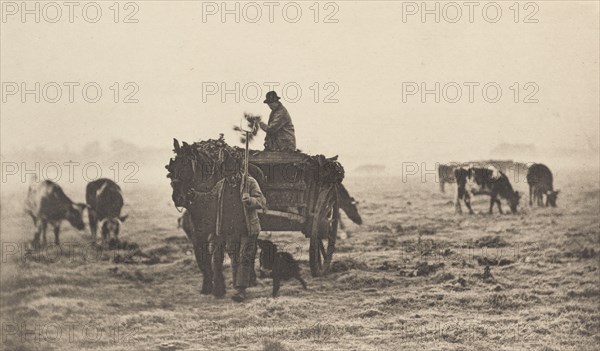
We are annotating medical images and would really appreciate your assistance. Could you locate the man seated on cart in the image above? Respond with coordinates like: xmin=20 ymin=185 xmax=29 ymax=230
xmin=259 ymin=91 xmax=297 ymax=152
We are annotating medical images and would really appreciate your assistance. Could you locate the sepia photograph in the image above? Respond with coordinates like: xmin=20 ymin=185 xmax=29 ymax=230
xmin=1 ymin=1 xmax=599 ymax=350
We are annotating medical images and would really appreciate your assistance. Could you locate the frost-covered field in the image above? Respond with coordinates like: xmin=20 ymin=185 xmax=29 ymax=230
xmin=1 ymin=170 xmax=598 ymax=351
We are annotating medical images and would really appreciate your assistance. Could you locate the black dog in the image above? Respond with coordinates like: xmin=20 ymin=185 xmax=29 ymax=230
xmin=256 ymin=239 xmax=307 ymax=297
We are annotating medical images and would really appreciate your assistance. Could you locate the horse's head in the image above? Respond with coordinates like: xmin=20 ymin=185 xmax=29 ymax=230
xmin=166 ymin=139 xmax=215 ymax=208
xmin=336 ymin=184 xmax=362 ymax=225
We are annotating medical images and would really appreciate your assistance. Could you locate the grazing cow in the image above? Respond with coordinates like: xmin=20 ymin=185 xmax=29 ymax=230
xmin=86 ymin=178 xmax=128 ymax=245
xmin=470 ymin=167 xmax=521 ymax=214
xmin=440 ymin=161 xmax=513 ymax=193
xmin=256 ymin=239 xmax=307 ymax=297
xmin=455 ymin=167 xmax=521 ymax=214
xmin=25 ymin=180 xmax=86 ymax=246
xmin=526 ymin=163 xmax=559 ymax=207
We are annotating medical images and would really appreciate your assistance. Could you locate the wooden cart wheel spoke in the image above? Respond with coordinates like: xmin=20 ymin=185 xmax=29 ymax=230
xmin=319 ymin=240 xmax=327 ymax=259
xmin=309 ymin=188 xmax=339 ymax=277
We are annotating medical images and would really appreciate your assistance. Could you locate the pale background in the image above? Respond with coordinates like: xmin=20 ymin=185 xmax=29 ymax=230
xmin=1 ymin=1 xmax=599 ymax=183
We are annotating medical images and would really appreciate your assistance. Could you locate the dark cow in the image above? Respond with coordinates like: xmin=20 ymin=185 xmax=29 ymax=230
xmin=25 ymin=180 xmax=87 ymax=246
xmin=526 ymin=163 xmax=559 ymax=207
xmin=86 ymin=178 xmax=128 ymax=245
xmin=455 ymin=167 xmax=521 ymax=214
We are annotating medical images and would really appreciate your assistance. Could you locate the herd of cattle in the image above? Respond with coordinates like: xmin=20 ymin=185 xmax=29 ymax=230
xmin=24 ymin=178 xmax=127 ymax=247
xmin=22 ymin=162 xmax=557 ymax=248
xmin=438 ymin=162 xmax=559 ymax=214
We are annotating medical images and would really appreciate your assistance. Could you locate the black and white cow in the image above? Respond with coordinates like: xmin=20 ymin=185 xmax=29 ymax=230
xmin=25 ymin=180 xmax=87 ymax=246
xmin=86 ymin=178 xmax=128 ymax=245
xmin=454 ymin=166 xmax=521 ymax=214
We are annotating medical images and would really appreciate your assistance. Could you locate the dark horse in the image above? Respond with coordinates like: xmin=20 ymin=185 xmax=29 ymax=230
xmin=167 ymin=137 xmax=362 ymax=297
xmin=166 ymin=138 xmax=265 ymax=296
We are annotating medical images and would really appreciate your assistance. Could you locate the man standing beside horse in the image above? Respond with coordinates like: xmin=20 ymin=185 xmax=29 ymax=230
xmin=210 ymin=152 xmax=266 ymax=302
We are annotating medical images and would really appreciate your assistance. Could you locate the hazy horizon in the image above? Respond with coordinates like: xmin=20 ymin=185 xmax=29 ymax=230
xmin=2 ymin=1 xmax=599 ymax=175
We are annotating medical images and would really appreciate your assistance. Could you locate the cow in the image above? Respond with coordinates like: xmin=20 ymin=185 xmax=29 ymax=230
xmin=526 ymin=163 xmax=559 ymax=207
xmin=86 ymin=178 xmax=128 ymax=246
xmin=25 ymin=180 xmax=87 ymax=247
xmin=455 ymin=166 xmax=521 ymax=214
xmin=439 ymin=161 xmax=515 ymax=193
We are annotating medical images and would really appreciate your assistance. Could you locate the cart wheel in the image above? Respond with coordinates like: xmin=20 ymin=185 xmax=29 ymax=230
xmin=309 ymin=202 xmax=338 ymax=277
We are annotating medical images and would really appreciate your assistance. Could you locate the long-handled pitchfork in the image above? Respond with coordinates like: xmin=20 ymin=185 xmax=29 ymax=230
xmin=240 ymin=117 xmax=256 ymax=193
xmin=244 ymin=129 xmax=250 ymax=193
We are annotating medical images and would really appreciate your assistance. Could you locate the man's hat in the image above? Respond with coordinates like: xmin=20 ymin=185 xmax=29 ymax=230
xmin=221 ymin=152 xmax=241 ymax=173
xmin=263 ymin=91 xmax=281 ymax=104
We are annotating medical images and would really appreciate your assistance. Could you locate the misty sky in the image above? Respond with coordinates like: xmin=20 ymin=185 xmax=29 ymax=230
xmin=1 ymin=1 xmax=599 ymax=165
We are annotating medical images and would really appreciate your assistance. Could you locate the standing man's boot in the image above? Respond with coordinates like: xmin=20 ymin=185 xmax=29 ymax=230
xmin=249 ymin=266 xmax=257 ymax=287
xmin=231 ymin=288 xmax=246 ymax=302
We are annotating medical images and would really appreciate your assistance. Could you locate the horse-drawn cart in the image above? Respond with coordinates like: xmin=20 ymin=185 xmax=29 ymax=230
xmin=166 ymin=136 xmax=361 ymax=281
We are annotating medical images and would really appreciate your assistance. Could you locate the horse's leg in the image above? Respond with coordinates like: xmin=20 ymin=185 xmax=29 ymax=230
xmin=211 ymin=241 xmax=226 ymax=298
xmin=192 ymin=239 xmax=213 ymax=295
xmin=272 ymin=277 xmax=281 ymax=297
xmin=529 ymin=185 xmax=533 ymax=207
xmin=201 ymin=240 xmax=213 ymax=294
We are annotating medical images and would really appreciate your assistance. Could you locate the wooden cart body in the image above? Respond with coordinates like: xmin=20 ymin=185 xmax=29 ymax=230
xmin=248 ymin=151 xmax=341 ymax=276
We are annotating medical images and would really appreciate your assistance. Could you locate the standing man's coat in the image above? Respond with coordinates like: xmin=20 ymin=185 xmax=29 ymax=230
xmin=213 ymin=176 xmax=266 ymax=239
xmin=209 ymin=172 xmax=266 ymax=302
